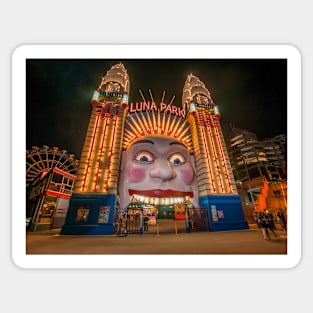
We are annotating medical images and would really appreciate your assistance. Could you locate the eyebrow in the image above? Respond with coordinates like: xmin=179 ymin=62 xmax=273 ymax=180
xmin=133 ymin=140 xmax=154 ymax=145
xmin=169 ymin=142 xmax=187 ymax=148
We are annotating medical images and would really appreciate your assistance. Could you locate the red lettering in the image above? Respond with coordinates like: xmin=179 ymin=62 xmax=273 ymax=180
xmin=150 ymin=102 xmax=157 ymax=111
xmin=178 ymin=108 xmax=186 ymax=118
xmin=143 ymin=102 xmax=150 ymax=111
xmin=172 ymin=105 xmax=178 ymax=116
xmin=165 ymin=104 xmax=172 ymax=114
xmin=129 ymin=102 xmax=136 ymax=113
xmin=160 ymin=103 xmax=167 ymax=111
xmin=136 ymin=102 xmax=142 ymax=111
xmin=128 ymin=102 xmax=185 ymax=119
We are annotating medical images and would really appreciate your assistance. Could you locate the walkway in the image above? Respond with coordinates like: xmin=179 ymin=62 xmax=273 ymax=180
xmin=26 ymin=221 xmax=287 ymax=255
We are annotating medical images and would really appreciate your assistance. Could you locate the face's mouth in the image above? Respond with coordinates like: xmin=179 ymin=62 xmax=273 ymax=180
xmin=128 ymin=189 xmax=193 ymax=205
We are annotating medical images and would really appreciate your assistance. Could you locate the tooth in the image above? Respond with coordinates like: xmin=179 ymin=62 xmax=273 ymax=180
xmin=131 ymin=195 xmax=189 ymax=206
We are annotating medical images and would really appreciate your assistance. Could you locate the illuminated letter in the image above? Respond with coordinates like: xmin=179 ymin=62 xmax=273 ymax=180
xmin=143 ymin=102 xmax=149 ymax=111
xmin=165 ymin=104 xmax=172 ymax=114
xmin=172 ymin=105 xmax=178 ymax=116
xmin=160 ymin=103 xmax=167 ymax=111
xmin=129 ymin=103 xmax=136 ymax=113
xmin=150 ymin=102 xmax=157 ymax=111
xmin=178 ymin=108 xmax=186 ymax=118
xmin=136 ymin=102 xmax=142 ymax=112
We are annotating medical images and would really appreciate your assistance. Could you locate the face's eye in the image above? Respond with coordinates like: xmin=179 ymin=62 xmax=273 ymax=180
xmin=134 ymin=151 xmax=155 ymax=163
xmin=168 ymin=153 xmax=185 ymax=165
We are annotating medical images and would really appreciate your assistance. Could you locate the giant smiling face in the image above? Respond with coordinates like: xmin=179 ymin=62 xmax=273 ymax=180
xmin=118 ymin=135 xmax=199 ymax=210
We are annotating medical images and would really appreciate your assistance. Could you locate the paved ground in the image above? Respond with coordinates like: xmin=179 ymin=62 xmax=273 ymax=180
xmin=26 ymin=220 xmax=287 ymax=255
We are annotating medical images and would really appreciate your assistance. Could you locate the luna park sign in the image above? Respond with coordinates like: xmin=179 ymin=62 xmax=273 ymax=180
xmin=128 ymin=102 xmax=186 ymax=119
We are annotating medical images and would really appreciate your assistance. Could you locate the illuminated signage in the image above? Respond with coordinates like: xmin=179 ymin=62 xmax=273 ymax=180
xmin=129 ymin=102 xmax=186 ymax=118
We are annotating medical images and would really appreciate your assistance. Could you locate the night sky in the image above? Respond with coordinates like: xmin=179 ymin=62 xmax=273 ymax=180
xmin=26 ymin=59 xmax=287 ymax=159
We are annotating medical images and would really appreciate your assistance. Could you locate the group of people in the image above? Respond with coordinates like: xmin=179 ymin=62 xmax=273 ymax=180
xmin=253 ymin=209 xmax=287 ymax=240
xmin=116 ymin=212 xmax=150 ymax=235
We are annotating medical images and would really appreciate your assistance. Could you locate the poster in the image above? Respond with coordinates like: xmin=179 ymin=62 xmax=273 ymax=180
xmin=98 ymin=206 xmax=110 ymax=224
xmin=76 ymin=206 xmax=90 ymax=222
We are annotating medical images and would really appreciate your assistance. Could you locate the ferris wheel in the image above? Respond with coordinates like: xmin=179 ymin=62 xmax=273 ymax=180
xmin=26 ymin=145 xmax=79 ymax=187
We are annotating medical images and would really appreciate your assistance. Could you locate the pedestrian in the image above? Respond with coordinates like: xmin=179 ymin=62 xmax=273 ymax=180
xmin=143 ymin=215 xmax=149 ymax=231
xmin=265 ymin=210 xmax=275 ymax=229
xmin=117 ymin=213 xmax=128 ymax=236
xmin=277 ymin=210 xmax=287 ymax=231
xmin=117 ymin=216 xmax=124 ymax=236
xmin=253 ymin=211 xmax=260 ymax=228
xmin=258 ymin=212 xmax=270 ymax=240
xmin=189 ymin=213 xmax=195 ymax=230
xmin=265 ymin=210 xmax=278 ymax=238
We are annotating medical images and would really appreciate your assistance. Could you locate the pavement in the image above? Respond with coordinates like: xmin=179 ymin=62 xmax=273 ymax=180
xmin=26 ymin=220 xmax=287 ymax=255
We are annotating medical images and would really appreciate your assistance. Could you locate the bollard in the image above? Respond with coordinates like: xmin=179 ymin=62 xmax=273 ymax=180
xmin=156 ymin=222 xmax=160 ymax=236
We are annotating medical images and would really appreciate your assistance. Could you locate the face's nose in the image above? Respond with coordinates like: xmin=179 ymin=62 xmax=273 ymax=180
xmin=149 ymin=158 xmax=176 ymax=181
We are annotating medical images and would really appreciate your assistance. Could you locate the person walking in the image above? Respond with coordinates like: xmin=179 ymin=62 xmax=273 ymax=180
xmin=265 ymin=209 xmax=278 ymax=238
xmin=143 ymin=215 xmax=149 ymax=232
xmin=253 ymin=211 xmax=260 ymax=228
xmin=258 ymin=212 xmax=270 ymax=240
xmin=277 ymin=210 xmax=287 ymax=231
xmin=117 ymin=213 xmax=128 ymax=236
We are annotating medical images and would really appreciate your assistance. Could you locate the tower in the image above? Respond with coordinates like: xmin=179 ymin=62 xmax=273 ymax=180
xmin=61 ymin=63 xmax=129 ymax=235
xmin=183 ymin=74 xmax=248 ymax=231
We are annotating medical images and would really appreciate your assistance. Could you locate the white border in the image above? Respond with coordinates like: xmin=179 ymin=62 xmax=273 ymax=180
xmin=12 ymin=45 xmax=301 ymax=269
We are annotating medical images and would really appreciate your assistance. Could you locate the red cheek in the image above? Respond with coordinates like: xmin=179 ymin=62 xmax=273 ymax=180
xmin=178 ymin=166 xmax=195 ymax=185
xmin=125 ymin=166 xmax=147 ymax=183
